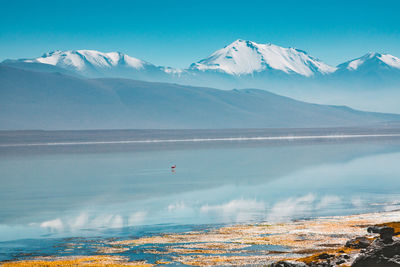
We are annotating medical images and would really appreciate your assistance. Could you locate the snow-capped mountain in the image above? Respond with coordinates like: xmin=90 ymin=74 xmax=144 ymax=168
xmin=189 ymin=39 xmax=336 ymax=77
xmin=337 ymin=52 xmax=400 ymax=72
xmin=24 ymin=50 xmax=151 ymax=72
xmin=27 ymin=50 xmax=149 ymax=70
xmin=11 ymin=50 xmax=174 ymax=80
xmin=2 ymin=43 xmax=400 ymax=91
xmin=332 ymin=52 xmax=400 ymax=86
xmin=2 ymin=44 xmax=400 ymax=115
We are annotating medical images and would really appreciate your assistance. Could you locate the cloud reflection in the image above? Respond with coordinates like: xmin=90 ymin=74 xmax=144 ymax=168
xmin=316 ymin=195 xmax=342 ymax=209
xmin=268 ymin=194 xmax=315 ymax=222
xmin=40 ymin=218 xmax=63 ymax=232
xmin=39 ymin=210 xmax=147 ymax=234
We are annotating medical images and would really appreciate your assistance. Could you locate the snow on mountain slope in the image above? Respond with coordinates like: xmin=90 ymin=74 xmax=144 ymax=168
xmin=190 ymin=39 xmax=336 ymax=76
xmin=337 ymin=52 xmax=400 ymax=71
xmin=6 ymin=45 xmax=400 ymax=84
xmin=23 ymin=50 xmax=153 ymax=72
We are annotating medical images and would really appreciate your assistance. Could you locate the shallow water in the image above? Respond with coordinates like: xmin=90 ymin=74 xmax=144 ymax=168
xmin=1 ymin=128 xmax=400 ymax=261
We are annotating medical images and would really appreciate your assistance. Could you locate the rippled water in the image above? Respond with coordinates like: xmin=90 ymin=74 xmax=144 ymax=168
xmin=1 ymin=128 xmax=400 ymax=261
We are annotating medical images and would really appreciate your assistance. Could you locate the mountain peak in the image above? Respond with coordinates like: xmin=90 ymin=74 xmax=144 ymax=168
xmin=190 ymin=40 xmax=336 ymax=76
xmin=338 ymin=52 xmax=400 ymax=71
xmin=231 ymin=39 xmax=245 ymax=44
xmin=24 ymin=49 xmax=152 ymax=71
xmin=366 ymin=51 xmax=379 ymax=57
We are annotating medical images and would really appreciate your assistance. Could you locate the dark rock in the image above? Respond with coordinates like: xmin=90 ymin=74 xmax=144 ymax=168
xmin=351 ymin=239 xmax=400 ymax=267
xmin=270 ymin=260 xmax=309 ymax=267
xmin=368 ymin=226 xmax=383 ymax=234
xmin=380 ymin=227 xmax=395 ymax=243
xmin=317 ymin=253 xmax=332 ymax=259
xmin=309 ymin=263 xmax=333 ymax=267
xmin=367 ymin=226 xmax=394 ymax=240
xmin=336 ymin=259 xmax=346 ymax=265
xmin=346 ymin=236 xmax=372 ymax=249
xmin=367 ymin=226 xmax=395 ymax=243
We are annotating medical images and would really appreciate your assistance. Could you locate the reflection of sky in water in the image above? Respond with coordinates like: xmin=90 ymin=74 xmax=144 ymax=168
xmin=1 ymin=139 xmax=400 ymax=242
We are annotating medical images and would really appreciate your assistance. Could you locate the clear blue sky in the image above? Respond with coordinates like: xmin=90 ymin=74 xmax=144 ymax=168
xmin=1 ymin=0 xmax=399 ymax=68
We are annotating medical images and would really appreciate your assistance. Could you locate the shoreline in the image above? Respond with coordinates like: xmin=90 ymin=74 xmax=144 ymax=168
xmin=2 ymin=210 xmax=400 ymax=266
xmin=2 ymin=133 xmax=400 ymax=148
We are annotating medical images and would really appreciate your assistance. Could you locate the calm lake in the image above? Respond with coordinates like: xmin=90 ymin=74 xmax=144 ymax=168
xmin=1 ymin=128 xmax=400 ymax=261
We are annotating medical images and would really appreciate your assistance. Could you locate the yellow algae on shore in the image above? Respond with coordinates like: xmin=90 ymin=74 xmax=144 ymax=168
xmin=108 ymin=210 xmax=400 ymax=265
xmin=1 ymin=255 xmax=152 ymax=267
xmin=112 ymin=211 xmax=396 ymax=251
xmin=172 ymin=254 xmax=283 ymax=266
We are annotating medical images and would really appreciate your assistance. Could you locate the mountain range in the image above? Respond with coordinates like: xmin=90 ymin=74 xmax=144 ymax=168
xmin=3 ymin=39 xmax=400 ymax=82
xmin=1 ymin=65 xmax=399 ymax=130
xmin=1 ymin=40 xmax=400 ymax=129
xmin=4 ymin=39 xmax=400 ymax=113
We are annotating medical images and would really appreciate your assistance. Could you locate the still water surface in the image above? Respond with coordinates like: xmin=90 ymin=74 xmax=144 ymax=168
xmin=1 ymin=129 xmax=400 ymax=260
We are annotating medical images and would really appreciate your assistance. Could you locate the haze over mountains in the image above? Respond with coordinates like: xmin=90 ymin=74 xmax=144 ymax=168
xmin=1 ymin=65 xmax=400 ymax=130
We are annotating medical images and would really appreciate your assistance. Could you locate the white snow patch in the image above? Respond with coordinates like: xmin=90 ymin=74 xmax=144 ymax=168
xmin=379 ymin=53 xmax=400 ymax=69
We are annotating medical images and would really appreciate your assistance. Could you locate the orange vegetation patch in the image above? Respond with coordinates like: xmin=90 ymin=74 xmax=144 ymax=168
xmin=171 ymin=254 xmax=281 ymax=266
xmin=107 ymin=211 xmax=400 ymax=265
xmin=1 ymin=255 xmax=152 ymax=267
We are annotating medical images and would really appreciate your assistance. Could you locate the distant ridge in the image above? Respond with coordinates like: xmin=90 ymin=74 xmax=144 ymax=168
xmin=2 ymin=41 xmax=400 ymax=114
xmin=0 ymin=65 xmax=399 ymax=130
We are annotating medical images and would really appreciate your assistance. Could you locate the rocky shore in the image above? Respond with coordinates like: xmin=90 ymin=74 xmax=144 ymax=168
xmin=272 ymin=222 xmax=400 ymax=266
xmin=1 ymin=211 xmax=400 ymax=266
